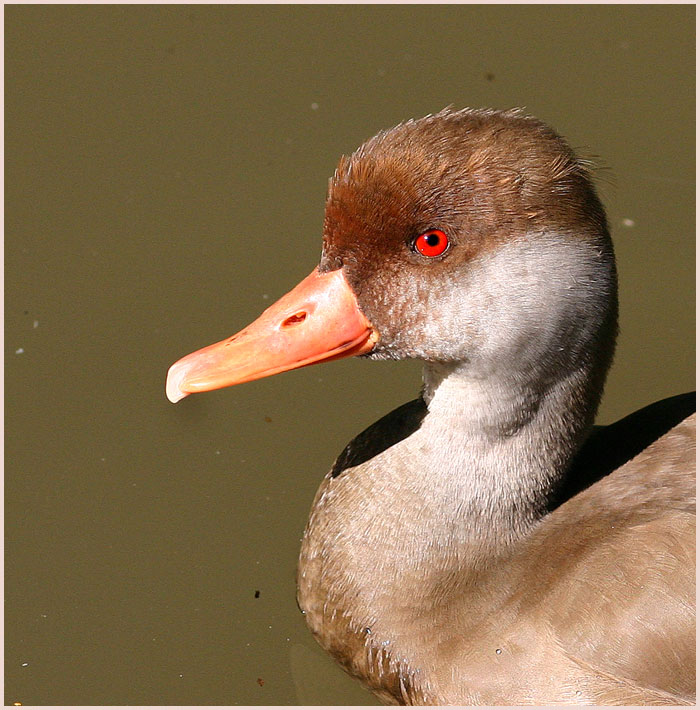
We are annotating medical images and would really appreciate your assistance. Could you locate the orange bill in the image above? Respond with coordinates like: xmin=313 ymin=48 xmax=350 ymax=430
xmin=166 ymin=268 xmax=378 ymax=403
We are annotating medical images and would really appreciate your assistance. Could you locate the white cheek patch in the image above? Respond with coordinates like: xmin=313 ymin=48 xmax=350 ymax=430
xmin=422 ymin=232 xmax=615 ymax=375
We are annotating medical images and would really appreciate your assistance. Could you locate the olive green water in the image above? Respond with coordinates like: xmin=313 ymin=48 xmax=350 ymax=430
xmin=5 ymin=5 xmax=694 ymax=705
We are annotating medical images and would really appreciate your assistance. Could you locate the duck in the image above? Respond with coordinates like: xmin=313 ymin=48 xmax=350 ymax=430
xmin=165 ymin=107 xmax=695 ymax=705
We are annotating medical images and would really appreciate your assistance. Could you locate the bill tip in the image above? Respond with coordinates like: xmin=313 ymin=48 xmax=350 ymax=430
xmin=166 ymin=362 xmax=190 ymax=403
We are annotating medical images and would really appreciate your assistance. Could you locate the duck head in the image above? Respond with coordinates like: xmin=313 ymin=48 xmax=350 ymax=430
xmin=167 ymin=108 xmax=617 ymax=405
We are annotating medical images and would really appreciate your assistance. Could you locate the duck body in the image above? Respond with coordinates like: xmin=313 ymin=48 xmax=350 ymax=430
xmin=298 ymin=395 xmax=695 ymax=705
xmin=167 ymin=108 xmax=695 ymax=705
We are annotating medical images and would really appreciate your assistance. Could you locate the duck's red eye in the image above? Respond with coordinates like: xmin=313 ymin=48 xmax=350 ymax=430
xmin=414 ymin=229 xmax=449 ymax=257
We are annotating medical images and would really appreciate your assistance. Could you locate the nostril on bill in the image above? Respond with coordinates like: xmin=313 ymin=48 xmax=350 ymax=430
xmin=282 ymin=312 xmax=308 ymax=327
xmin=225 ymin=333 xmax=241 ymax=346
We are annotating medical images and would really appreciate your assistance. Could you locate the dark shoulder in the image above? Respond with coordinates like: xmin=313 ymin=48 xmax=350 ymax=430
xmin=555 ymin=392 xmax=696 ymax=507
xmin=330 ymin=397 xmax=427 ymax=479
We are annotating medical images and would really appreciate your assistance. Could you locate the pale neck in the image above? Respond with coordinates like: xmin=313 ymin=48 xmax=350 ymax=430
xmin=419 ymin=361 xmax=595 ymax=546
